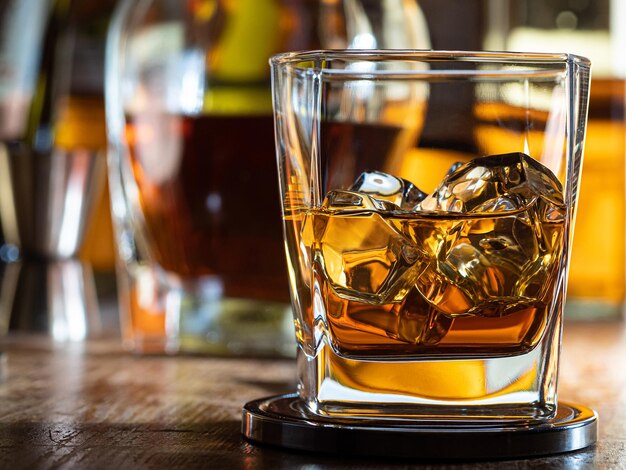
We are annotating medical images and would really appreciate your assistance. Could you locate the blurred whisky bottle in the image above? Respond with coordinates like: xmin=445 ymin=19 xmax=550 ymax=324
xmin=484 ymin=0 xmax=626 ymax=319
xmin=107 ymin=0 xmax=431 ymax=354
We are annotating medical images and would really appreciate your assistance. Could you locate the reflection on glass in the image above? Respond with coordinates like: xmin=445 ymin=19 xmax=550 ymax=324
xmin=484 ymin=0 xmax=625 ymax=319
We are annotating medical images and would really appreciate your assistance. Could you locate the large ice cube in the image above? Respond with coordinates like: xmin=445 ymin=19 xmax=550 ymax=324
xmin=394 ymin=288 xmax=453 ymax=344
xmin=351 ymin=171 xmax=426 ymax=210
xmin=413 ymin=216 xmax=563 ymax=317
xmin=303 ymin=191 xmax=425 ymax=305
xmin=412 ymin=152 xmax=566 ymax=316
xmin=418 ymin=152 xmax=564 ymax=214
xmin=327 ymin=287 xmax=452 ymax=346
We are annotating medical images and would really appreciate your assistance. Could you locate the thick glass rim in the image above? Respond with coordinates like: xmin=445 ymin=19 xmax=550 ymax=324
xmin=269 ymin=49 xmax=591 ymax=68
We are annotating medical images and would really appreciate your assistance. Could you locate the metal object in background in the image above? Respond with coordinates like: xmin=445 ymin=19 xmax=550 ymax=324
xmin=0 ymin=259 xmax=101 ymax=340
xmin=0 ymin=144 xmax=106 ymax=259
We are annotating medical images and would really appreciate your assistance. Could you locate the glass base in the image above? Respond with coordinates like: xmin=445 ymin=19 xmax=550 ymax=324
xmin=179 ymin=298 xmax=296 ymax=357
xmin=297 ymin=335 xmax=559 ymax=422
xmin=119 ymin=266 xmax=296 ymax=356
xmin=242 ymin=394 xmax=598 ymax=459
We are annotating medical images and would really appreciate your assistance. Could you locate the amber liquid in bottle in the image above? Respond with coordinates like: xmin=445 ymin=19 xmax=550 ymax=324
xmin=125 ymin=113 xmax=289 ymax=302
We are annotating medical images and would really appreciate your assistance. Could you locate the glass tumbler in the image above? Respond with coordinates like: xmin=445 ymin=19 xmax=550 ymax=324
xmin=271 ymin=50 xmax=590 ymax=422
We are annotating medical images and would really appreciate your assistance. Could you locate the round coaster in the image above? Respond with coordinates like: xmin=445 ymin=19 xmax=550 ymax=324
xmin=242 ymin=394 xmax=597 ymax=460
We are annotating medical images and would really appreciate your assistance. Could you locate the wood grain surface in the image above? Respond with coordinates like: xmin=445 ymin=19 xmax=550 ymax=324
xmin=0 ymin=321 xmax=624 ymax=469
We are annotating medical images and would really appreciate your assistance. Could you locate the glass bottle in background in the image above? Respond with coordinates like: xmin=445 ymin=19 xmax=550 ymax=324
xmin=483 ymin=0 xmax=625 ymax=319
xmin=106 ymin=0 xmax=430 ymax=354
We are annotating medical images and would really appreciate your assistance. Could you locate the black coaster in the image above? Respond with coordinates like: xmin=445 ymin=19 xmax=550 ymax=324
xmin=242 ymin=394 xmax=597 ymax=460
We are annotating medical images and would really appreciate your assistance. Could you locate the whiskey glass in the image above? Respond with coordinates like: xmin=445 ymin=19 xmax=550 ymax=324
xmin=271 ymin=50 xmax=590 ymax=422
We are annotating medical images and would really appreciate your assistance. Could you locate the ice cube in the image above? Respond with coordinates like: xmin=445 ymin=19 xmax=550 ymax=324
xmin=415 ymin=263 xmax=474 ymax=317
xmin=412 ymin=153 xmax=566 ymax=316
xmin=417 ymin=209 xmax=563 ymax=316
xmin=323 ymin=286 xmax=452 ymax=346
xmin=394 ymin=288 xmax=453 ymax=344
xmin=304 ymin=192 xmax=426 ymax=305
xmin=446 ymin=161 xmax=466 ymax=176
xmin=323 ymin=190 xmax=398 ymax=212
xmin=351 ymin=171 xmax=426 ymax=210
xmin=418 ymin=152 xmax=564 ymax=214
xmin=415 ymin=227 xmax=550 ymax=318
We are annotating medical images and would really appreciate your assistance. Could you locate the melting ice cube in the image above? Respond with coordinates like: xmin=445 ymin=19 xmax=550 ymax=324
xmin=418 ymin=152 xmax=564 ymax=214
xmin=303 ymin=190 xmax=425 ymax=305
xmin=413 ymin=152 xmax=566 ymax=316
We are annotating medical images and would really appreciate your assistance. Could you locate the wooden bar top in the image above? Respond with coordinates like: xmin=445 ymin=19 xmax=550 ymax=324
xmin=0 ymin=320 xmax=624 ymax=468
